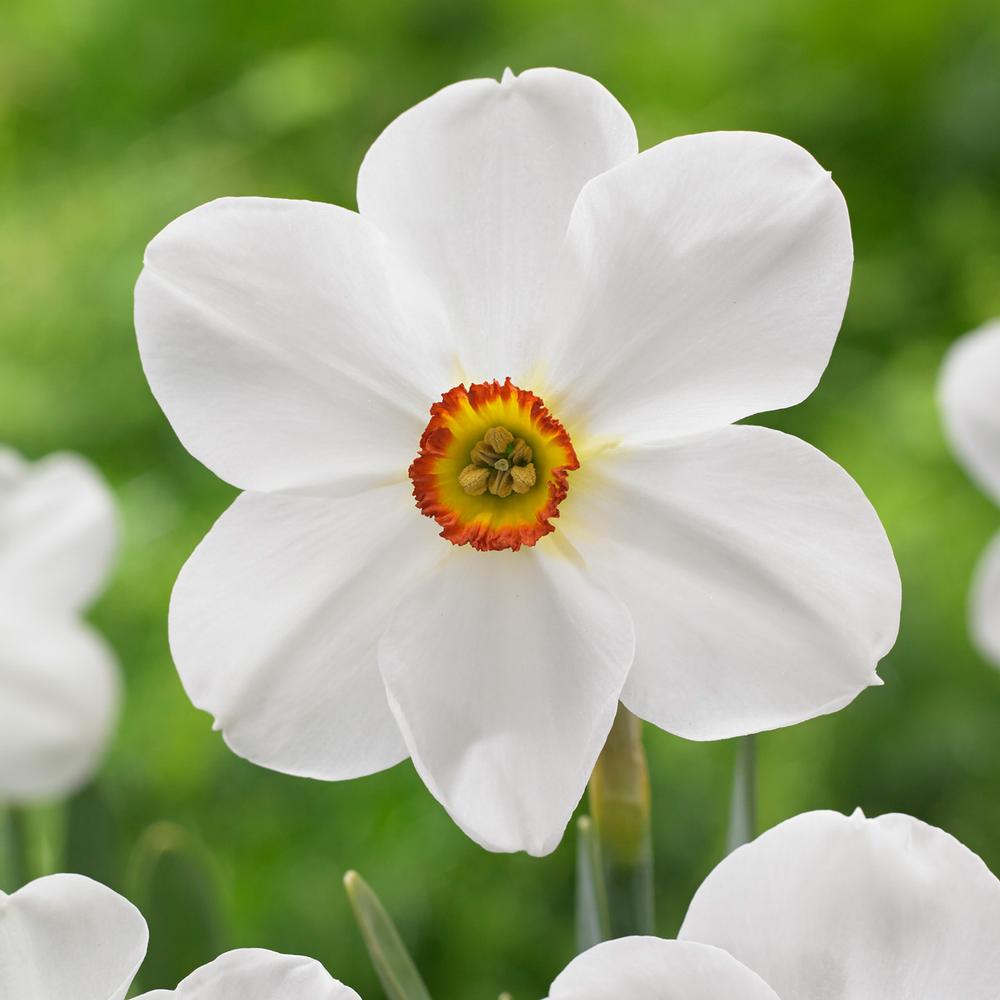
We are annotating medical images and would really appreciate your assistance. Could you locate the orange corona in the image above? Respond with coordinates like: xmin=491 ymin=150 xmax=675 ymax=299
xmin=410 ymin=379 xmax=579 ymax=551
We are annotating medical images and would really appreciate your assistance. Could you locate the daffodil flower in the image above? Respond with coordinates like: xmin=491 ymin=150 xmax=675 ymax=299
xmin=134 ymin=950 xmax=359 ymax=1000
xmin=135 ymin=67 xmax=901 ymax=855
xmin=0 ymin=875 xmax=354 ymax=999
xmin=0 ymin=449 xmax=119 ymax=804
xmin=0 ymin=874 xmax=147 ymax=1000
xmin=548 ymin=938 xmax=781 ymax=999
xmin=556 ymin=809 xmax=1000 ymax=998
xmin=939 ymin=319 xmax=1000 ymax=666
xmin=679 ymin=808 xmax=1000 ymax=997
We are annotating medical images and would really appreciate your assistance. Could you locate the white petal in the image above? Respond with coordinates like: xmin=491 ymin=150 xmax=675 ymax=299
xmin=566 ymin=425 xmax=899 ymax=740
xmin=548 ymin=937 xmax=781 ymax=1000
xmin=135 ymin=197 xmax=452 ymax=497
xmin=543 ymin=131 xmax=852 ymax=443
xmin=357 ymin=67 xmax=638 ymax=381
xmin=169 ymin=484 xmax=443 ymax=780
xmin=378 ymin=545 xmax=635 ymax=856
xmin=680 ymin=810 xmax=1000 ymax=999
xmin=0 ymin=873 xmax=147 ymax=1000
xmin=132 ymin=949 xmax=360 ymax=1000
xmin=0 ymin=449 xmax=117 ymax=615
xmin=971 ymin=530 xmax=1000 ymax=668
xmin=0 ymin=616 xmax=120 ymax=803
xmin=939 ymin=319 xmax=1000 ymax=504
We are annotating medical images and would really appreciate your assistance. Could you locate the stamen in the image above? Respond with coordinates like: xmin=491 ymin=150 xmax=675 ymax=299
xmin=458 ymin=464 xmax=489 ymax=496
xmin=510 ymin=464 xmax=536 ymax=494
xmin=484 ymin=426 xmax=513 ymax=452
xmin=459 ymin=425 xmax=539 ymax=498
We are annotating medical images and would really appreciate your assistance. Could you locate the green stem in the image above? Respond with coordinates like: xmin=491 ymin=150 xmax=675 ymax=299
xmin=2 ymin=807 xmax=31 ymax=891
xmin=587 ymin=704 xmax=654 ymax=938
xmin=725 ymin=735 xmax=757 ymax=854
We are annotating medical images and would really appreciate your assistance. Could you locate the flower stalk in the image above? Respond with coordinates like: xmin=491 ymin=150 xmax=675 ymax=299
xmin=1 ymin=806 xmax=31 ymax=891
xmin=587 ymin=704 xmax=654 ymax=938
xmin=725 ymin=735 xmax=757 ymax=854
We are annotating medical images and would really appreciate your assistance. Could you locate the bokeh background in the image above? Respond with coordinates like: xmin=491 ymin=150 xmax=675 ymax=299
xmin=3 ymin=0 xmax=1000 ymax=995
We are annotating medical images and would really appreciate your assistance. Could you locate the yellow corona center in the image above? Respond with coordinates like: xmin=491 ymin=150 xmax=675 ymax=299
xmin=409 ymin=379 xmax=579 ymax=551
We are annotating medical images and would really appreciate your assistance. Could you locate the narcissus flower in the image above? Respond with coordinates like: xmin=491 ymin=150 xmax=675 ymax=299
xmin=0 ymin=448 xmax=120 ymax=803
xmin=134 ymin=950 xmax=359 ymax=1000
xmin=135 ymin=67 xmax=900 ymax=855
xmin=0 ymin=874 xmax=147 ymax=1000
xmin=547 ymin=938 xmax=780 ymax=999
xmin=0 ymin=874 xmax=356 ymax=1000
xmin=557 ymin=809 xmax=1000 ymax=998
xmin=680 ymin=809 xmax=1000 ymax=997
xmin=939 ymin=319 xmax=1000 ymax=666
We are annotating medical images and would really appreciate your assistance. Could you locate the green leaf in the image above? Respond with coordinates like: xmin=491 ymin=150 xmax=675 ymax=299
xmin=343 ymin=870 xmax=432 ymax=1000
xmin=574 ymin=815 xmax=609 ymax=952
xmin=725 ymin=735 xmax=757 ymax=854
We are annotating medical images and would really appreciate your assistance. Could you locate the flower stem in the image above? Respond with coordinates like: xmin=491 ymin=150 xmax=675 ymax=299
xmin=725 ymin=735 xmax=757 ymax=854
xmin=1 ymin=806 xmax=31 ymax=891
xmin=587 ymin=704 xmax=654 ymax=938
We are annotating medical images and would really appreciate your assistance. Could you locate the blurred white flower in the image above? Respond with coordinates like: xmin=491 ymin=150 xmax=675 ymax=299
xmin=0 ymin=874 xmax=355 ymax=1000
xmin=0 ymin=873 xmax=147 ymax=1000
xmin=135 ymin=67 xmax=900 ymax=855
xmin=547 ymin=937 xmax=780 ymax=999
xmin=0 ymin=448 xmax=120 ymax=804
xmin=133 ymin=949 xmax=360 ymax=1000
xmin=938 ymin=319 xmax=1000 ymax=666
xmin=680 ymin=809 xmax=1000 ymax=997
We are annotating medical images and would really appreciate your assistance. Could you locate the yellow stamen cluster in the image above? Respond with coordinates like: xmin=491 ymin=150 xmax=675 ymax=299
xmin=459 ymin=426 xmax=537 ymax=498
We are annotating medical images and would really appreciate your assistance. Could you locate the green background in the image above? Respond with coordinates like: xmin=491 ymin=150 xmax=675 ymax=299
xmin=2 ymin=0 xmax=1000 ymax=995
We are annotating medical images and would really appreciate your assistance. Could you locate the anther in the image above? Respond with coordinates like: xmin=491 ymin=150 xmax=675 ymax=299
xmin=484 ymin=427 xmax=513 ymax=452
xmin=510 ymin=463 xmax=536 ymax=494
xmin=458 ymin=464 xmax=490 ymax=496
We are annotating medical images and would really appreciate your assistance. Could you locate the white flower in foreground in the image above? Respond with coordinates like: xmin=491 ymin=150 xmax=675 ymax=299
xmin=0 ymin=874 xmax=356 ymax=1000
xmin=547 ymin=937 xmax=780 ymax=999
xmin=135 ymin=66 xmax=901 ymax=855
xmin=679 ymin=809 xmax=1000 ymax=997
xmin=134 ymin=949 xmax=359 ymax=1000
xmin=0 ymin=448 xmax=120 ymax=804
xmin=0 ymin=874 xmax=147 ymax=1000
xmin=938 ymin=319 xmax=1000 ymax=666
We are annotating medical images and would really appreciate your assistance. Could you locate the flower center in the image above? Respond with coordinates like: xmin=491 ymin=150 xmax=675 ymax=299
xmin=409 ymin=379 xmax=578 ymax=551
xmin=458 ymin=426 xmax=537 ymax=499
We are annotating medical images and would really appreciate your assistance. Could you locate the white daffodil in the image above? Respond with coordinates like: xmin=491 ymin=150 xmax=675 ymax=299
xmin=134 ymin=949 xmax=360 ymax=1000
xmin=0 ymin=873 xmax=147 ymax=1000
xmin=679 ymin=809 xmax=1000 ymax=997
xmin=547 ymin=937 xmax=780 ymax=999
xmin=939 ymin=319 xmax=1000 ymax=666
xmin=135 ymin=67 xmax=901 ymax=855
xmin=0 ymin=448 xmax=120 ymax=804
xmin=0 ymin=874 xmax=356 ymax=1000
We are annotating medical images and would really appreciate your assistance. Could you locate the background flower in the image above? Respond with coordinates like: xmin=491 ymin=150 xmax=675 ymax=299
xmin=0 ymin=449 xmax=120 ymax=804
xmin=135 ymin=949 xmax=360 ymax=1000
xmin=547 ymin=937 xmax=780 ymax=999
xmin=680 ymin=809 xmax=1000 ymax=998
xmin=0 ymin=873 xmax=147 ymax=1000
xmin=938 ymin=319 xmax=1000 ymax=666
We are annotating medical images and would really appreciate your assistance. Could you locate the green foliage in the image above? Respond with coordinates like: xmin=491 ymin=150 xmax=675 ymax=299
xmin=2 ymin=0 xmax=1000 ymax=996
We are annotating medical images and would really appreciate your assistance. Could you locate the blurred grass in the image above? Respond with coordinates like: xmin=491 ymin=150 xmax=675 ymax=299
xmin=2 ymin=0 xmax=1000 ymax=996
